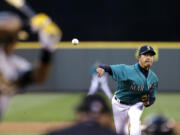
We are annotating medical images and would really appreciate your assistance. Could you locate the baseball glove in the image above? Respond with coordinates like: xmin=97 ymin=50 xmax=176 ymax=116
xmin=140 ymin=94 xmax=149 ymax=102
xmin=140 ymin=94 xmax=150 ymax=107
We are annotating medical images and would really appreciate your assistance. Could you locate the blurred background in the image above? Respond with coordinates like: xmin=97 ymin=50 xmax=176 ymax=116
xmin=1 ymin=0 xmax=180 ymax=41
xmin=0 ymin=0 xmax=180 ymax=135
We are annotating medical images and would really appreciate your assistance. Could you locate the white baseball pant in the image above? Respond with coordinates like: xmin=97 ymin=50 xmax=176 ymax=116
xmin=112 ymin=95 xmax=144 ymax=135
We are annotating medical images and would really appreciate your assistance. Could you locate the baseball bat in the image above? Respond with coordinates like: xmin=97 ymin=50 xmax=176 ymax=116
xmin=5 ymin=0 xmax=62 ymax=40
xmin=5 ymin=0 xmax=36 ymax=18
xmin=4 ymin=0 xmax=53 ymax=29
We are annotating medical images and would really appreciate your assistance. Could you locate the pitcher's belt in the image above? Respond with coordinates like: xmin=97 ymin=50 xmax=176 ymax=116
xmin=114 ymin=96 xmax=134 ymax=105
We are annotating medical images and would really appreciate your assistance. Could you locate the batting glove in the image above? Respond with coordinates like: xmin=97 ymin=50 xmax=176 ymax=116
xmin=30 ymin=13 xmax=62 ymax=51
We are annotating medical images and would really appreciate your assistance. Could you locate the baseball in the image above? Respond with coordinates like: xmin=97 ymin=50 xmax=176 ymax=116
xmin=72 ymin=38 xmax=79 ymax=45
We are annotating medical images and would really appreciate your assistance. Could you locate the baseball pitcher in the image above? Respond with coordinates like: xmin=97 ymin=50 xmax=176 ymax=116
xmin=96 ymin=45 xmax=158 ymax=135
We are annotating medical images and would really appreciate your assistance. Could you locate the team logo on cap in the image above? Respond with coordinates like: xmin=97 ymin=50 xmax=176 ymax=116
xmin=135 ymin=45 xmax=159 ymax=62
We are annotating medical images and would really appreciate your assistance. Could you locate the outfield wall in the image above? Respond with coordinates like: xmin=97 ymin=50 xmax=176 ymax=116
xmin=15 ymin=42 xmax=180 ymax=92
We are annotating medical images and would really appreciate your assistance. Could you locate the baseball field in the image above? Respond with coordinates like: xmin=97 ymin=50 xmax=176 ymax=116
xmin=0 ymin=92 xmax=180 ymax=135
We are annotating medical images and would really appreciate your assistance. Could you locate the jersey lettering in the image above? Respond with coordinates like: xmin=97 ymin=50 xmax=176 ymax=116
xmin=130 ymin=83 xmax=144 ymax=91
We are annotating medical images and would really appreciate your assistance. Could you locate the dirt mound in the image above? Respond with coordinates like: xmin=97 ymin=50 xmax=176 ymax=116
xmin=0 ymin=122 xmax=74 ymax=133
xmin=0 ymin=122 xmax=179 ymax=134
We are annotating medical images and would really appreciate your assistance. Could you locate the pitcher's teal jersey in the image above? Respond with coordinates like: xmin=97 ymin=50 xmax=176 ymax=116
xmin=110 ymin=63 xmax=158 ymax=104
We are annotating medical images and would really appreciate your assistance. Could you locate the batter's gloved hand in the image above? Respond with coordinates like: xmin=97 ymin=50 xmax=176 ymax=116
xmin=30 ymin=13 xmax=51 ymax=31
xmin=96 ymin=68 xmax=105 ymax=77
xmin=30 ymin=13 xmax=62 ymax=51
xmin=38 ymin=22 xmax=62 ymax=51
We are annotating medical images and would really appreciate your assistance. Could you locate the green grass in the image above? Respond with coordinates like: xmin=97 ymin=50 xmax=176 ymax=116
xmin=141 ymin=93 xmax=180 ymax=121
xmin=2 ymin=92 xmax=180 ymax=122
xmin=3 ymin=93 xmax=85 ymax=122
xmin=2 ymin=92 xmax=180 ymax=135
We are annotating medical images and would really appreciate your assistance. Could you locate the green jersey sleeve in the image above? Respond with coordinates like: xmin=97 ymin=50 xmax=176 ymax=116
xmin=110 ymin=64 xmax=127 ymax=82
